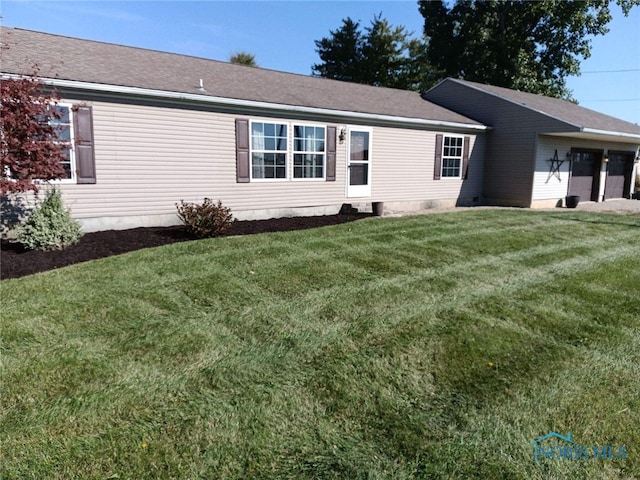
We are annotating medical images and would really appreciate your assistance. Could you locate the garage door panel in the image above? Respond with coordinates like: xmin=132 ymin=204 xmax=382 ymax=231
xmin=568 ymin=150 xmax=601 ymax=201
xmin=604 ymin=152 xmax=634 ymax=199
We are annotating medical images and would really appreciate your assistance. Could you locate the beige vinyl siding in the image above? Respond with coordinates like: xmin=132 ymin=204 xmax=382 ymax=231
xmin=60 ymin=100 xmax=233 ymax=217
xmin=58 ymin=101 xmax=347 ymax=221
xmin=52 ymin=98 xmax=484 ymax=228
xmin=371 ymin=126 xmax=483 ymax=203
xmin=533 ymin=136 xmax=638 ymax=201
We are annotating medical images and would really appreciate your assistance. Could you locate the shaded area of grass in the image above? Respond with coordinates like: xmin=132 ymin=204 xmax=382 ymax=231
xmin=2 ymin=209 xmax=639 ymax=479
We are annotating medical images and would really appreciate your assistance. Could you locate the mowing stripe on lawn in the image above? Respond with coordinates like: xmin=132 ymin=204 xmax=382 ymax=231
xmin=1 ymin=210 xmax=639 ymax=479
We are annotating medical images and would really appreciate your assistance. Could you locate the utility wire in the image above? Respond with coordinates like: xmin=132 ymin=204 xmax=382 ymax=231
xmin=582 ymin=99 xmax=640 ymax=102
xmin=580 ymin=68 xmax=640 ymax=73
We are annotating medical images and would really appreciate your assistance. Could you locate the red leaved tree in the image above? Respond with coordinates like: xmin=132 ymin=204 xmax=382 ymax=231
xmin=1 ymin=73 xmax=68 ymax=195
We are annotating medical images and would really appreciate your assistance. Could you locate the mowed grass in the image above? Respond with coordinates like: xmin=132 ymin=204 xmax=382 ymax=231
xmin=1 ymin=209 xmax=639 ymax=479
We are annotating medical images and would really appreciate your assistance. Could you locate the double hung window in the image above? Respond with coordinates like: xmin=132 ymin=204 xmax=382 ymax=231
xmin=441 ymin=135 xmax=464 ymax=178
xmin=293 ymin=125 xmax=325 ymax=179
xmin=251 ymin=122 xmax=287 ymax=179
xmin=48 ymin=104 xmax=74 ymax=180
xmin=249 ymin=121 xmax=326 ymax=180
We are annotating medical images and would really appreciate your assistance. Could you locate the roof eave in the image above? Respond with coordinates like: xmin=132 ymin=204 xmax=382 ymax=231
xmin=2 ymin=74 xmax=489 ymax=133
xmin=581 ymin=127 xmax=640 ymax=142
xmin=544 ymin=128 xmax=640 ymax=144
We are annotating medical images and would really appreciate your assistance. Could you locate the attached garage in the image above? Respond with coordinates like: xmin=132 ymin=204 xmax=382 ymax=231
xmin=424 ymin=79 xmax=640 ymax=207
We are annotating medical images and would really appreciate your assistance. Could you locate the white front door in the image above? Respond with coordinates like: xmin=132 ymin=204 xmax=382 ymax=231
xmin=347 ymin=128 xmax=371 ymax=197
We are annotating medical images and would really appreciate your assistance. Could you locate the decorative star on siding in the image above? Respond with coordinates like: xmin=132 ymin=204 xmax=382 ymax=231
xmin=546 ymin=149 xmax=564 ymax=182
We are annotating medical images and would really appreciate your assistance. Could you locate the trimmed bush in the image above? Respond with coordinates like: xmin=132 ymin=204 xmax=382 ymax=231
xmin=18 ymin=187 xmax=83 ymax=251
xmin=176 ymin=198 xmax=234 ymax=238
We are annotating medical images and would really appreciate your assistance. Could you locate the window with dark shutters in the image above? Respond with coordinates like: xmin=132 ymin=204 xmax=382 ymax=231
xmin=434 ymin=134 xmax=469 ymax=179
xmin=235 ymin=118 xmax=250 ymax=183
xmin=237 ymin=119 xmax=337 ymax=182
xmin=72 ymin=105 xmax=96 ymax=184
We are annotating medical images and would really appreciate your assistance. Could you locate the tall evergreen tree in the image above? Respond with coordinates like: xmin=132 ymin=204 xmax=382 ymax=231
xmin=419 ymin=0 xmax=638 ymax=99
xmin=312 ymin=18 xmax=365 ymax=83
xmin=312 ymin=14 xmax=430 ymax=91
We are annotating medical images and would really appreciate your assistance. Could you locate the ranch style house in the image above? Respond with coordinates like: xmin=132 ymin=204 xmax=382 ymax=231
xmin=1 ymin=27 xmax=639 ymax=232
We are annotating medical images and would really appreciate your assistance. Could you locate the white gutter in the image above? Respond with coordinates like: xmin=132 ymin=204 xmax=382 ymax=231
xmin=581 ymin=127 xmax=640 ymax=141
xmin=3 ymin=74 xmax=489 ymax=132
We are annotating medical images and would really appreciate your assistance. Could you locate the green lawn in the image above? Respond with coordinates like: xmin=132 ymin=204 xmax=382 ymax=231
xmin=2 ymin=209 xmax=639 ymax=479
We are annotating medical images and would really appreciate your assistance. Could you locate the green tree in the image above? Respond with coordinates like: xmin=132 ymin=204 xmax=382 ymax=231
xmin=419 ymin=0 xmax=639 ymax=99
xmin=312 ymin=18 xmax=365 ymax=83
xmin=229 ymin=52 xmax=257 ymax=67
xmin=312 ymin=14 xmax=430 ymax=91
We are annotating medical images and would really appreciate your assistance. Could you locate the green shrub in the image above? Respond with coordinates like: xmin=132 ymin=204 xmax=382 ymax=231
xmin=176 ymin=198 xmax=234 ymax=238
xmin=18 ymin=187 xmax=83 ymax=251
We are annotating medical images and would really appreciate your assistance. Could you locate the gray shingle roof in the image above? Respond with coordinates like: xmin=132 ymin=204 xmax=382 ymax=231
xmin=446 ymin=78 xmax=640 ymax=136
xmin=0 ymin=27 xmax=482 ymax=127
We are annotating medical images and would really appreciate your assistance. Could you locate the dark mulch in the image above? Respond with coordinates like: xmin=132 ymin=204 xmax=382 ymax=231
xmin=0 ymin=214 xmax=370 ymax=280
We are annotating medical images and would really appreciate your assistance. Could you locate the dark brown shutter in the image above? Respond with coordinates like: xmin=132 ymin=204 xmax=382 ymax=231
xmin=235 ymin=118 xmax=250 ymax=183
xmin=326 ymin=126 xmax=336 ymax=181
xmin=73 ymin=105 xmax=96 ymax=184
xmin=462 ymin=136 xmax=470 ymax=179
xmin=433 ymin=134 xmax=443 ymax=180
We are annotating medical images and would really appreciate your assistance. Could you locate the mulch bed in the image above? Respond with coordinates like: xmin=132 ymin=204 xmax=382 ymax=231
xmin=0 ymin=214 xmax=370 ymax=280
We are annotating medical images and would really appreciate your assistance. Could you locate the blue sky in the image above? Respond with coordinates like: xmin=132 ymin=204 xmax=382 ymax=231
xmin=2 ymin=1 xmax=639 ymax=124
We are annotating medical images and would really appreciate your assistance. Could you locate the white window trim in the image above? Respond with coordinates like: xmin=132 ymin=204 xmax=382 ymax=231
xmin=248 ymin=120 xmax=328 ymax=182
xmin=292 ymin=122 xmax=326 ymax=182
xmin=5 ymin=102 xmax=77 ymax=185
xmin=441 ymin=134 xmax=464 ymax=179
xmin=249 ymin=120 xmax=288 ymax=182
xmin=49 ymin=102 xmax=76 ymax=184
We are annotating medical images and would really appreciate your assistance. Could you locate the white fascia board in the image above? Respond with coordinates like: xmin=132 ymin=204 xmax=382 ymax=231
xmin=6 ymin=74 xmax=489 ymax=132
xmin=544 ymin=130 xmax=640 ymax=144
xmin=580 ymin=127 xmax=640 ymax=141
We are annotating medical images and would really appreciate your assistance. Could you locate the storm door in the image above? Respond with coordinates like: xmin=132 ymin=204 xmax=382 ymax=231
xmin=347 ymin=129 xmax=371 ymax=197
